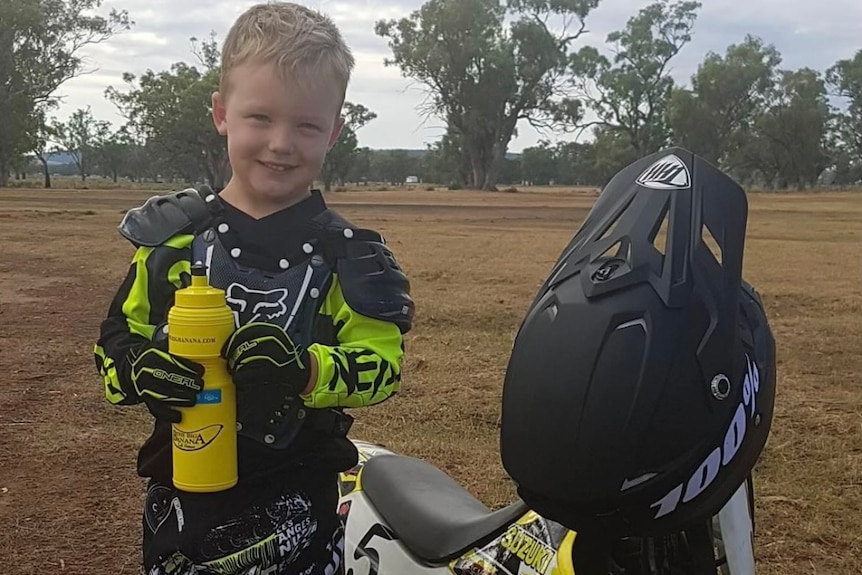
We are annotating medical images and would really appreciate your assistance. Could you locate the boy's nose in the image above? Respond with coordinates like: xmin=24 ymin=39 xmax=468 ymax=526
xmin=267 ymin=127 xmax=294 ymax=155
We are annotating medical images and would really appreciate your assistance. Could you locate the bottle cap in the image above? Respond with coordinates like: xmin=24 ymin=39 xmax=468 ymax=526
xmin=175 ymin=263 xmax=228 ymax=308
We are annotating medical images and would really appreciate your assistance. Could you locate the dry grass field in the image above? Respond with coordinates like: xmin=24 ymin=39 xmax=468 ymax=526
xmin=0 ymin=185 xmax=859 ymax=574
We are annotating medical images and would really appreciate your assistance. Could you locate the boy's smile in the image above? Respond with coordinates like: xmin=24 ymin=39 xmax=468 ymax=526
xmin=212 ymin=60 xmax=344 ymax=218
xmin=260 ymin=161 xmax=296 ymax=172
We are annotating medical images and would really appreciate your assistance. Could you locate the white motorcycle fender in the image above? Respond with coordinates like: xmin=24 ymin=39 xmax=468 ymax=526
xmin=717 ymin=480 xmax=756 ymax=575
xmin=340 ymin=491 xmax=451 ymax=575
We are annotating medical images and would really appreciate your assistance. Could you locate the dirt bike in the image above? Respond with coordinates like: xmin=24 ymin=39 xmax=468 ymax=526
xmin=334 ymin=440 xmax=756 ymax=575
xmin=334 ymin=147 xmax=772 ymax=575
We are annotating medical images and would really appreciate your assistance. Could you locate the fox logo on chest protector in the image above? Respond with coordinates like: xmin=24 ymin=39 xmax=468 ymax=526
xmin=226 ymin=283 xmax=290 ymax=325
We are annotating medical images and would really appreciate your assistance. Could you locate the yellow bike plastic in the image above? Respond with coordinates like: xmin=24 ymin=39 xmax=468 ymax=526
xmin=167 ymin=263 xmax=238 ymax=492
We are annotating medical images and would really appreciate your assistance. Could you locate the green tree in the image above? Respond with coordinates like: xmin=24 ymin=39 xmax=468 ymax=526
xmin=591 ymin=126 xmax=642 ymax=186
xmin=320 ymin=102 xmax=377 ymax=191
xmin=373 ymin=150 xmax=414 ymax=185
xmin=520 ymin=141 xmax=557 ymax=185
xmin=555 ymin=140 xmax=598 ymax=185
xmin=739 ymin=69 xmax=831 ymax=188
xmin=826 ymin=50 xmax=862 ymax=165
xmin=375 ymin=0 xmax=598 ymax=190
xmin=569 ymin=0 xmax=700 ymax=156
xmin=27 ymin=106 xmax=59 ymax=188
xmin=107 ymin=35 xmax=228 ymax=187
xmin=499 ymin=155 xmax=522 ymax=185
xmin=346 ymin=147 xmax=373 ymax=184
xmin=422 ymin=127 xmax=470 ymax=187
xmin=0 ymin=0 xmax=130 ymax=186
xmin=667 ymin=35 xmax=781 ymax=165
xmin=127 ymin=140 xmax=160 ymax=183
xmin=93 ymin=128 xmax=134 ymax=183
xmin=53 ymin=106 xmax=111 ymax=181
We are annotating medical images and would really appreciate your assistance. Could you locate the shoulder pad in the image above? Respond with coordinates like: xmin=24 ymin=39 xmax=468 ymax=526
xmin=118 ymin=186 xmax=220 ymax=247
xmin=311 ymin=210 xmax=414 ymax=334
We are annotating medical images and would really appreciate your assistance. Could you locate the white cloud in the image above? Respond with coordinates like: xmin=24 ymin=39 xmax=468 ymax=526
xmin=319 ymin=0 xmax=411 ymax=23
xmin=53 ymin=0 xmax=861 ymax=152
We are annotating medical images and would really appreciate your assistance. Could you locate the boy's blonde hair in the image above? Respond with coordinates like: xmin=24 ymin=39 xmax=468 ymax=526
xmin=220 ymin=2 xmax=354 ymax=100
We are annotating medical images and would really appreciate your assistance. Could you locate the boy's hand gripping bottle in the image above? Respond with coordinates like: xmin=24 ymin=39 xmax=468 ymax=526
xmin=167 ymin=263 xmax=238 ymax=492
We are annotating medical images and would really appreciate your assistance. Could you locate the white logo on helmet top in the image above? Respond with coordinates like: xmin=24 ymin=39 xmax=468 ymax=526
xmin=636 ymin=154 xmax=691 ymax=190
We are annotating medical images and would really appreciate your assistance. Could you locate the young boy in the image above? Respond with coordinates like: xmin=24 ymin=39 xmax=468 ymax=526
xmin=92 ymin=3 xmax=413 ymax=574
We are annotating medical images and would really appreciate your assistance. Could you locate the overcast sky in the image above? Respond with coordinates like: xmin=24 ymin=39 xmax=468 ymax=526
xmin=55 ymin=0 xmax=861 ymax=152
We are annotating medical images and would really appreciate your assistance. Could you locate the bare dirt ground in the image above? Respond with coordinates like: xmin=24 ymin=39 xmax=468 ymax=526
xmin=0 ymin=186 xmax=860 ymax=574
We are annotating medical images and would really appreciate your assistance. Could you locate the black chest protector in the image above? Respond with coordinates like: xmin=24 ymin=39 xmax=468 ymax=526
xmin=120 ymin=186 xmax=414 ymax=454
xmin=189 ymin=217 xmax=341 ymax=451
xmin=191 ymin=230 xmax=331 ymax=347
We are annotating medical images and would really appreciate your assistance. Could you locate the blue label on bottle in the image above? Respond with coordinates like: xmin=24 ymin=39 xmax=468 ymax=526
xmin=197 ymin=390 xmax=222 ymax=404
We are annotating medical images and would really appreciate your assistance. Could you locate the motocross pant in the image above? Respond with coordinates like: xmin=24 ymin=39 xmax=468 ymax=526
xmin=142 ymin=471 xmax=344 ymax=575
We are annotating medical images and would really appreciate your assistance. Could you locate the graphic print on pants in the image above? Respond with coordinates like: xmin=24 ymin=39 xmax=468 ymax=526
xmin=144 ymin=482 xmax=343 ymax=575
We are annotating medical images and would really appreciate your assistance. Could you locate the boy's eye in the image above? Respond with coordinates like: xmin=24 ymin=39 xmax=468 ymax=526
xmin=300 ymin=123 xmax=321 ymax=131
xmin=250 ymin=114 xmax=269 ymax=122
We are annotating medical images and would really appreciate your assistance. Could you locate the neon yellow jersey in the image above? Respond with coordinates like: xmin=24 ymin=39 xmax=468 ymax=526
xmin=94 ymin=233 xmax=407 ymax=409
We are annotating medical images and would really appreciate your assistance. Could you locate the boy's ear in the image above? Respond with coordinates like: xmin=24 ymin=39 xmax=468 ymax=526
xmin=327 ymin=116 xmax=345 ymax=151
xmin=212 ymin=92 xmax=228 ymax=136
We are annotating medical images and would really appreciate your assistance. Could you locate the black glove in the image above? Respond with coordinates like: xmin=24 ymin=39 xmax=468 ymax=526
xmin=127 ymin=339 xmax=205 ymax=423
xmin=221 ymin=322 xmax=310 ymax=396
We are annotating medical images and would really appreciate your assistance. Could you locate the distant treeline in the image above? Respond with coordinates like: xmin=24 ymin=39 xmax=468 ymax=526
xmin=2 ymin=0 xmax=860 ymax=191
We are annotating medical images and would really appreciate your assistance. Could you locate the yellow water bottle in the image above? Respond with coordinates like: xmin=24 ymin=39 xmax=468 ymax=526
xmin=167 ymin=262 xmax=238 ymax=492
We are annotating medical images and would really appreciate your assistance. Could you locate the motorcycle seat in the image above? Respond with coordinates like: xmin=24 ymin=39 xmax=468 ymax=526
xmin=362 ymin=453 xmax=529 ymax=563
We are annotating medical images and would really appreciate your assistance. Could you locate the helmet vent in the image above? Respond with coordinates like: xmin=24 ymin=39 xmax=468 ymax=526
xmin=648 ymin=200 xmax=671 ymax=259
xmin=598 ymin=239 xmax=627 ymax=260
xmin=597 ymin=207 xmax=624 ymax=243
xmin=701 ymin=221 xmax=724 ymax=267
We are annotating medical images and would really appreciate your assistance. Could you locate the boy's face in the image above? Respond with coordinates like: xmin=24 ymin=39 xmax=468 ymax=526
xmin=212 ymin=61 xmax=344 ymax=209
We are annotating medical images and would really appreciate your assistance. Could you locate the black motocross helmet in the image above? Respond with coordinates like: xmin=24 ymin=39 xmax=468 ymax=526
xmin=499 ymin=147 xmax=776 ymax=538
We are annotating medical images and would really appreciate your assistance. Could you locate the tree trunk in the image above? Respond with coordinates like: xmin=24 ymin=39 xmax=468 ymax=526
xmin=475 ymin=162 xmax=494 ymax=190
xmin=465 ymin=135 xmax=491 ymax=190
xmin=467 ymin=140 xmax=508 ymax=191
xmin=469 ymin=155 xmax=485 ymax=191
xmin=112 ymin=170 xmax=118 ymax=183
xmin=0 ymin=158 xmax=8 ymax=188
xmin=39 ymin=156 xmax=51 ymax=188
xmin=482 ymin=143 xmax=507 ymax=190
